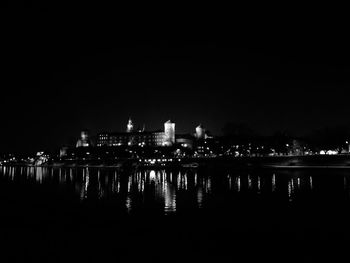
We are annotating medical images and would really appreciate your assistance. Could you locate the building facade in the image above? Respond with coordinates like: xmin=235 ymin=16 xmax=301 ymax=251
xmin=163 ymin=120 xmax=175 ymax=146
xmin=96 ymin=119 xmax=172 ymax=147
xmin=76 ymin=130 xmax=92 ymax=147
xmin=195 ymin=124 xmax=206 ymax=139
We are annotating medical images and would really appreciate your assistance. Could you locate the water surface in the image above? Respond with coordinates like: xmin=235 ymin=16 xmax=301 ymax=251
xmin=1 ymin=165 xmax=350 ymax=261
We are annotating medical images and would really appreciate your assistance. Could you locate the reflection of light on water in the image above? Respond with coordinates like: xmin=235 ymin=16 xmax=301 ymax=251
xmin=27 ymin=166 xmax=35 ymax=179
xmin=164 ymin=178 xmax=176 ymax=214
xmin=288 ymin=179 xmax=295 ymax=202
xmin=203 ymin=177 xmax=211 ymax=193
xmin=10 ymin=166 xmax=15 ymax=181
xmin=35 ymin=167 xmax=43 ymax=183
xmin=112 ymin=171 xmax=120 ymax=194
xmin=272 ymin=174 xmax=276 ymax=192
xmin=59 ymin=169 xmax=62 ymax=183
xmin=297 ymin=177 xmax=301 ymax=189
xmin=176 ymin=172 xmax=188 ymax=190
xmin=161 ymin=171 xmax=165 ymax=191
xmin=80 ymin=168 xmax=89 ymax=200
xmin=236 ymin=176 xmax=241 ymax=192
xmin=183 ymin=173 xmax=188 ymax=190
xmin=248 ymin=175 xmax=252 ymax=189
xmin=150 ymin=170 xmax=156 ymax=182
xmin=288 ymin=180 xmax=292 ymax=201
xmin=127 ymin=176 xmax=131 ymax=193
xmin=97 ymin=170 xmax=104 ymax=199
xmin=197 ymin=188 xmax=203 ymax=208
xmin=126 ymin=196 xmax=132 ymax=213
xmin=140 ymin=172 xmax=145 ymax=193
xmin=136 ymin=171 xmax=144 ymax=193
xmin=310 ymin=176 xmax=313 ymax=189
xmin=257 ymin=176 xmax=261 ymax=193
xmin=117 ymin=178 xmax=120 ymax=193
xmin=84 ymin=169 xmax=89 ymax=199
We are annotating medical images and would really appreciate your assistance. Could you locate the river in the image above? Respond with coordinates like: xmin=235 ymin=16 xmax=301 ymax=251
xmin=1 ymin=165 xmax=349 ymax=261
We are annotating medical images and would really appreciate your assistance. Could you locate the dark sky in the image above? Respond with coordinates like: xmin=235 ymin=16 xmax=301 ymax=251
xmin=1 ymin=10 xmax=350 ymax=154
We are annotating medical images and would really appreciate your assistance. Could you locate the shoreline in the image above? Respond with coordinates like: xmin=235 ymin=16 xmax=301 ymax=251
xmin=2 ymin=154 xmax=350 ymax=169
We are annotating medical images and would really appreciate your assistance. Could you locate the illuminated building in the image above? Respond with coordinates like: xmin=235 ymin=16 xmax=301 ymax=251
xmin=96 ymin=132 xmax=109 ymax=147
xmin=59 ymin=146 xmax=68 ymax=157
xmin=176 ymin=134 xmax=194 ymax=149
xmin=95 ymin=119 xmax=178 ymax=147
xmin=76 ymin=130 xmax=91 ymax=148
xmin=96 ymin=119 xmax=169 ymax=147
xmin=126 ymin=118 xmax=134 ymax=133
xmin=97 ymin=131 xmax=165 ymax=147
xmin=164 ymin=120 xmax=175 ymax=146
xmin=195 ymin=124 xmax=206 ymax=140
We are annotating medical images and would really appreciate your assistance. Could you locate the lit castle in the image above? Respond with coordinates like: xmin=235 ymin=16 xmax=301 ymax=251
xmin=95 ymin=118 xmax=176 ymax=147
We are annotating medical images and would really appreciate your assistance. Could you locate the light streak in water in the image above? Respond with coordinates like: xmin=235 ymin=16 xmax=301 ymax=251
xmin=310 ymin=176 xmax=313 ymax=190
xmin=288 ymin=178 xmax=296 ymax=202
xmin=164 ymin=178 xmax=176 ymax=214
xmin=10 ymin=166 xmax=15 ymax=181
xmin=80 ymin=168 xmax=89 ymax=200
xmin=197 ymin=188 xmax=203 ymax=208
xmin=288 ymin=180 xmax=292 ymax=201
xmin=97 ymin=170 xmax=104 ymax=199
xmin=257 ymin=176 xmax=261 ymax=193
xmin=35 ymin=167 xmax=43 ymax=183
xmin=236 ymin=176 xmax=241 ymax=192
xmin=248 ymin=174 xmax=252 ymax=189
xmin=112 ymin=171 xmax=120 ymax=194
xmin=59 ymin=168 xmax=62 ymax=184
xmin=204 ymin=177 xmax=211 ymax=193
xmin=126 ymin=196 xmax=132 ymax=213
xmin=272 ymin=174 xmax=276 ymax=192
xmin=177 ymin=172 xmax=181 ymax=189
xmin=183 ymin=173 xmax=188 ymax=190
xmin=70 ymin=168 xmax=73 ymax=181
xmin=150 ymin=170 xmax=156 ymax=182
xmin=127 ymin=175 xmax=131 ymax=193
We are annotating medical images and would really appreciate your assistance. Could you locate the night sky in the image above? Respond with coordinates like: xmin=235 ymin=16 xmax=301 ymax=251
xmin=2 ymin=10 xmax=350 ymax=154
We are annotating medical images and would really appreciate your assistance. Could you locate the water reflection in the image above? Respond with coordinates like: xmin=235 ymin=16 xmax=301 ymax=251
xmin=0 ymin=165 xmax=346 ymax=214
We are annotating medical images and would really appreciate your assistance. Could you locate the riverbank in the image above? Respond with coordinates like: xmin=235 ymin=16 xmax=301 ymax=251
xmin=2 ymin=154 xmax=350 ymax=169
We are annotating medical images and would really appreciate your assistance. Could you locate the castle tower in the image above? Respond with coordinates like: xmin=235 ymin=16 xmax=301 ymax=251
xmin=163 ymin=120 xmax=175 ymax=146
xmin=195 ymin=124 xmax=206 ymax=140
xmin=76 ymin=130 xmax=91 ymax=147
xmin=126 ymin=117 xmax=134 ymax=133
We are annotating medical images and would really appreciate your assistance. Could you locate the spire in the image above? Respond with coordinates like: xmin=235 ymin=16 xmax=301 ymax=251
xmin=127 ymin=117 xmax=134 ymax=133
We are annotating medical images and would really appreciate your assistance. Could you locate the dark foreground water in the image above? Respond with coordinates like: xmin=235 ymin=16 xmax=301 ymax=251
xmin=1 ymin=165 xmax=350 ymax=262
